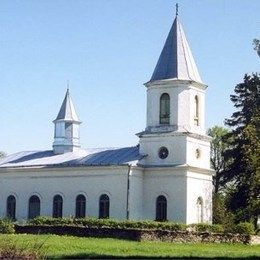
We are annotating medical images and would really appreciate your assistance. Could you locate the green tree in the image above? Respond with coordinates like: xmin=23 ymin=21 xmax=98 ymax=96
xmin=253 ymin=39 xmax=260 ymax=57
xmin=224 ymin=73 xmax=260 ymax=223
xmin=207 ymin=126 xmax=229 ymax=193
xmin=0 ymin=152 xmax=6 ymax=158
xmin=212 ymin=193 xmax=234 ymax=226
xmin=208 ymin=126 xmax=234 ymax=225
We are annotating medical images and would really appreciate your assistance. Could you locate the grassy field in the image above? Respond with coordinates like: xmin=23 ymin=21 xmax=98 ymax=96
xmin=0 ymin=234 xmax=260 ymax=259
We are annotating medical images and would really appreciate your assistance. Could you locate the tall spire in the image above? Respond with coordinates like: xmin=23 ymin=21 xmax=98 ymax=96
xmin=150 ymin=13 xmax=203 ymax=84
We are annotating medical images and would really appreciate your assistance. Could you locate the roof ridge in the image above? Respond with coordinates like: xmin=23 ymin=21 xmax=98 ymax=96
xmin=178 ymin=17 xmax=190 ymax=81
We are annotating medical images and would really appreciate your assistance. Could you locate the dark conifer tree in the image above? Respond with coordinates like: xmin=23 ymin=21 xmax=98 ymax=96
xmin=224 ymin=73 xmax=260 ymax=223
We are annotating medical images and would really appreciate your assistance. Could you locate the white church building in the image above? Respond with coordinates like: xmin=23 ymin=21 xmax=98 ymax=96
xmin=0 ymin=13 xmax=213 ymax=224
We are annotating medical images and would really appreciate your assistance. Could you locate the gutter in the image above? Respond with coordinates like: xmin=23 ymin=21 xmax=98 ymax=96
xmin=126 ymin=164 xmax=131 ymax=220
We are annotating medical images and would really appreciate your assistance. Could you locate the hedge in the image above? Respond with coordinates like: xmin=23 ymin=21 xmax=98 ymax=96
xmin=189 ymin=223 xmax=224 ymax=233
xmin=27 ymin=217 xmax=256 ymax=235
xmin=29 ymin=217 xmax=187 ymax=231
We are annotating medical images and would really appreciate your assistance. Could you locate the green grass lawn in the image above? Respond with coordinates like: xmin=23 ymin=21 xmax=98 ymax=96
xmin=0 ymin=234 xmax=260 ymax=259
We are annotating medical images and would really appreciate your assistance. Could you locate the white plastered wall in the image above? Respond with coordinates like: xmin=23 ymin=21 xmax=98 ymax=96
xmin=139 ymin=134 xmax=187 ymax=166
xmin=0 ymin=166 xmax=129 ymax=221
xmin=143 ymin=168 xmax=187 ymax=223
xmin=186 ymin=171 xmax=212 ymax=224
xmin=186 ymin=136 xmax=211 ymax=169
xmin=188 ymin=86 xmax=206 ymax=135
xmin=128 ymin=168 xmax=144 ymax=220
xmin=139 ymin=133 xmax=211 ymax=168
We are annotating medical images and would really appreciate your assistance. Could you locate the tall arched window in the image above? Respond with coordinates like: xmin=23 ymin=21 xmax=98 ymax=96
xmin=75 ymin=194 xmax=86 ymax=218
xmin=197 ymin=197 xmax=203 ymax=223
xmin=156 ymin=195 xmax=167 ymax=221
xmin=99 ymin=194 xmax=110 ymax=219
xmin=28 ymin=195 xmax=40 ymax=219
xmin=160 ymin=93 xmax=170 ymax=125
xmin=6 ymin=195 xmax=16 ymax=221
xmin=53 ymin=195 xmax=63 ymax=218
xmin=194 ymin=95 xmax=199 ymax=126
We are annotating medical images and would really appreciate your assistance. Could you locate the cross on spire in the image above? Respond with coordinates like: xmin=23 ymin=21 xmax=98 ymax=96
xmin=175 ymin=3 xmax=179 ymax=16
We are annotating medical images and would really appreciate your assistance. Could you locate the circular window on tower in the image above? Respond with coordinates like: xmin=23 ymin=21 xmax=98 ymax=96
xmin=158 ymin=147 xmax=169 ymax=159
xmin=195 ymin=148 xmax=201 ymax=159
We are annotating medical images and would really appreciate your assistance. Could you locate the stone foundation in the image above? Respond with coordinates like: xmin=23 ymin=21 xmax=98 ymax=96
xmin=14 ymin=225 xmax=255 ymax=244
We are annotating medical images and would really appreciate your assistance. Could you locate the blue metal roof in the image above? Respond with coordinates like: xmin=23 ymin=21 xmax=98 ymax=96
xmin=64 ymin=146 xmax=143 ymax=166
xmin=54 ymin=89 xmax=80 ymax=122
xmin=0 ymin=146 xmax=144 ymax=168
xmin=150 ymin=16 xmax=202 ymax=84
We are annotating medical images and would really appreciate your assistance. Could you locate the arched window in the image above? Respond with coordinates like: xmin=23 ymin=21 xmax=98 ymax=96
xmin=194 ymin=95 xmax=199 ymax=126
xmin=156 ymin=195 xmax=167 ymax=221
xmin=28 ymin=195 xmax=40 ymax=219
xmin=53 ymin=195 xmax=63 ymax=218
xmin=75 ymin=194 xmax=86 ymax=218
xmin=160 ymin=93 xmax=170 ymax=125
xmin=6 ymin=195 xmax=16 ymax=221
xmin=99 ymin=194 xmax=110 ymax=219
xmin=197 ymin=197 xmax=203 ymax=223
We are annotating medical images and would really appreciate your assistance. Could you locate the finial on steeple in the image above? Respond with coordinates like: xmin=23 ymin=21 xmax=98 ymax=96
xmin=66 ymin=80 xmax=70 ymax=92
xmin=175 ymin=3 xmax=179 ymax=16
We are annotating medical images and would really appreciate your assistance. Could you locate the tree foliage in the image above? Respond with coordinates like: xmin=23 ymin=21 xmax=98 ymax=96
xmin=224 ymin=73 xmax=260 ymax=223
xmin=212 ymin=193 xmax=234 ymax=227
xmin=207 ymin=126 xmax=230 ymax=193
xmin=253 ymin=39 xmax=260 ymax=57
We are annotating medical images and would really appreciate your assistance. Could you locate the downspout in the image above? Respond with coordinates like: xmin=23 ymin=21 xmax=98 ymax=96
xmin=126 ymin=164 xmax=131 ymax=220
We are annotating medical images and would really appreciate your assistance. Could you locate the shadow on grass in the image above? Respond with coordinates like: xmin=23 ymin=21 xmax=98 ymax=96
xmin=48 ymin=254 xmax=259 ymax=259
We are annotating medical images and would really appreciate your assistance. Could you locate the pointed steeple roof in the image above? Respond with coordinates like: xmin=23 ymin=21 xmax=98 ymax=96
xmin=150 ymin=16 xmax=203 ymax=84
xmin=54 ymin=89 xmax=80 ymax=122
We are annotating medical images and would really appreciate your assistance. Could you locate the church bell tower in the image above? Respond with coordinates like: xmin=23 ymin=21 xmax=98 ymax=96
xmin=138 ymin=12 xmax=211 ymax=170
xmin=53 ymin=89 xmax=81 ymax=154
xmin=138 ymin=10 xmax=213 ymax=224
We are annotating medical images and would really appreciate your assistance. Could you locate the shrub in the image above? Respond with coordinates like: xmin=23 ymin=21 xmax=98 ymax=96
xmin=0 ymin=238 xmax=46 ymax=260
xmin=209 ymin=224 xmax=224 ymax=233
xmin=0 ymin=218 xmax=15 ymax=234
xmin=233 ymin=222 xmax=255 ymax=235
xmin=29 ymin=216 xmax=74 ymax=226
xmin=189 ymin=223 xmax=224 ymax=233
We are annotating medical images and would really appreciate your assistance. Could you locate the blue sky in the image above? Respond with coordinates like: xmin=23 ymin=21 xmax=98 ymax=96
xmin=0 ymin=0 xmax=259 ymax=154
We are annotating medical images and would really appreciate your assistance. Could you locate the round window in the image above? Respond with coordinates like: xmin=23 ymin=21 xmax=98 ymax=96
xmin=158 ymin=147 xmax=169 ymax=159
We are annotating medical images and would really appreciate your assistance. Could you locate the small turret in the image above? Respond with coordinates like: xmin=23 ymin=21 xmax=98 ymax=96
xmin=52 ymin=89 xmax=81 ymax=154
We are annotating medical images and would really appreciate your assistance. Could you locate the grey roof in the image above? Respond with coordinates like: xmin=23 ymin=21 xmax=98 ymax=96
xmin=150 ymin=16 xmax=203 ymax=84
xmin=54 ymin=89 xmax=80 ymax=122
xmin=0 ymin=146 xmax=144 ymax=168
xmin=66 ymin=146 xmax=143 ymax=166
